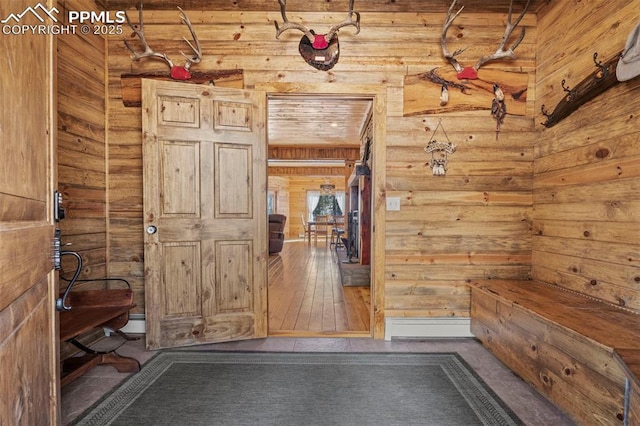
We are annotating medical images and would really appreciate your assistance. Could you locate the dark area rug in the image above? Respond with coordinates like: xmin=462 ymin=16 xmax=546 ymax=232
xmin=71 ymin=351 xmax=522 ymax=426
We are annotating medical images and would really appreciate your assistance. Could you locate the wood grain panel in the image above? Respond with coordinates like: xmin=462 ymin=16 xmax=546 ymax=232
xmin=0 ymin=194 xmax=45 ymax=222
xmin=215 ymin=144 xmax=252 ymax=217
xmin=161 ymin=142 xmax=200 ymax=216
xmin=1 ymin=0 xmax=57 ymax=418
xmin=533 ymin=219 xmax=640 ymax=246
xmin=215 ymin=241 xmax=252 ymax=313
xmin=0 ymin=225 xmax=52 ymax=312
xmin=58 ymin=0 xmax=107 ymax=285
xmin=162 ymin=243 xmax=200 ymax=317
xmin=0 ymin=278 xmax=54 ymax=426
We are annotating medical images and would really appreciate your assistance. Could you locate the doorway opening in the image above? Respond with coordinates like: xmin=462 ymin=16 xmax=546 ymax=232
xmin=264 ymin=91 xmax=378 ymax=338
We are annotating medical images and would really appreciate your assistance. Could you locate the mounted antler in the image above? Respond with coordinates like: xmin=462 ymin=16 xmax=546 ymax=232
xmin=441 ymin=0 xmax=466 ymax=75
xmin=125 ymin=3 xmax=202 ymax=80
xmin=274 ymin=0 xmax=360 ymax=71
xmin=442 ymin=0 xmax=531 ymax=80
xmin=325 ymin=0 xmax=361 ymax=44
xmin=274 ymin=0 xmax=316 ymax=46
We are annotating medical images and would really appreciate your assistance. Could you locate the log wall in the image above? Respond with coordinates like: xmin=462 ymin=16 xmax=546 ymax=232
xmin=105 ymin=6 xmax=537 ymax=318
xmin=57 ymin=0 xmax=107 ymax=284
xmin=534 ymin=0 xmax=640 ymax=311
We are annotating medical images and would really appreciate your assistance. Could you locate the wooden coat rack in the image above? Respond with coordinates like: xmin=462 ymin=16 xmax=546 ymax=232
xmin=540 ymin=52 xmax=622 ymax=128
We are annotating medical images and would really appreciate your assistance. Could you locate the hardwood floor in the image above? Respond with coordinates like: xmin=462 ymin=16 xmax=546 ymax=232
xmin=268 ymin=240 xmax=371 ymax=336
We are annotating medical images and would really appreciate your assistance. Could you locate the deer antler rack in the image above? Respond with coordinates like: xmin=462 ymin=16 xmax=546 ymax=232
xmin=325 ymin=0 xmax=361 ymax=43
xmin=274 ymin=0 xmax=360 ymax=51
xmin=274 ymin=0 xmax=315 ymax=45
xmin=441 ymin=0 xmax=466 ymax=74
xmin=124 ymin=3 xmax=202 ymax=80
xmin=442 ymin=0 xmax=531 ymax=80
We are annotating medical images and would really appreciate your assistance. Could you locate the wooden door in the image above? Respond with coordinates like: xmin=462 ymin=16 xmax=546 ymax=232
xmin=0 ymin=0 xmax=58 ymax=421
xmin=142 ymin=80 xmax=268 ymax=350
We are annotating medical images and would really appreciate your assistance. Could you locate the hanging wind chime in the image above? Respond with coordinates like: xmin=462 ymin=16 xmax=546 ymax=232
xmin=424 ymin=119 xmax=457 ymax=176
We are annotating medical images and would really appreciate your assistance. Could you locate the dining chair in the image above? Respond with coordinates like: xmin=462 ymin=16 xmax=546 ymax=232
xmin=314 ymin=215 xmax=331 ymax=245
xmin=330 ymin=215 xmax=345 ymax=249
xmin=300 ymin=214 xmax=313 ymax=244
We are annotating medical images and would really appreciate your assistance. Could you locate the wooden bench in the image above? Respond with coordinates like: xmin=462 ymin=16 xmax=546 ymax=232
xmin=469 ymin=279 xmax=640 ymax=425
xmin=59 ymin=288 xmax=140 ymax=386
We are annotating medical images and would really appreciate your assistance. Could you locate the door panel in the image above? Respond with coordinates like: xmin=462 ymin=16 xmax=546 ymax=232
xmin=162 ymin=242 xmax=201 ymax=317
xmin=142 ymin=80 xmax=267 ymax=350
xmin=215 ymin=241 xmax=253 ymax=312
xmin=161 ymin=142 xmax=200 ymax=216
xmin=0 ymin=0 xmax=57 ymax=421
xmin=216 ymin=144 xmax=252 ymax=217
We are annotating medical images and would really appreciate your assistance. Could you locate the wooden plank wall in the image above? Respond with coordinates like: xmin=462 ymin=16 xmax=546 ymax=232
xmin=57 ymin=0 xmax=107 ymax=284
xmin=534 ymin=0 xmax=640 ymax=311
xmin=105 ymin=7 xmax=537 ymax=317
xmin=386 ymin=114 xmax=534 ymax=317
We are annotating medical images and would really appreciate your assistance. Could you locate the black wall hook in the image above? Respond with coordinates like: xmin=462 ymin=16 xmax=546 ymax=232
xmin=561 ymin=79 xmax=576 ymax=101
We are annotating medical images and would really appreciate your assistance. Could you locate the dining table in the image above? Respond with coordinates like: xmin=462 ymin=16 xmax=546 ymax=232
xmin=306 ymin=219 xmax=334 ymax=244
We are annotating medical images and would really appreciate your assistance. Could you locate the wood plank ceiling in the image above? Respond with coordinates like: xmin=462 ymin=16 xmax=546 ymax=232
xmin=268 ymin=96 xmax=372 ymax=147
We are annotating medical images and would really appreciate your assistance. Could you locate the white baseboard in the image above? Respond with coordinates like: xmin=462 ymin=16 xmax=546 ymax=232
xmin=104 ymin=315 xmax=146 ymax=336
xmin=384 ymin=317 xmax=473 ymax=341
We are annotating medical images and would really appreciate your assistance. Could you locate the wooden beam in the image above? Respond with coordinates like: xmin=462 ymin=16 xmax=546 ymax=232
xmin=404 ymin=68 xmax=529 ymax=117
xmin=119 ymin=70 xmax=243 ymax=107
xmin=269 ymin=166 xmax=346 ymax=176
xmin=268 ymin=146 xmax=360 ymax=161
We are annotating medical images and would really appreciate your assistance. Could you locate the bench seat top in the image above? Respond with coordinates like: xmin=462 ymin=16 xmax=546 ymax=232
xmin=60 ymin=305 xmax=135 ymax=342
xmin=469 ymin=279 xmax=640 ymax=352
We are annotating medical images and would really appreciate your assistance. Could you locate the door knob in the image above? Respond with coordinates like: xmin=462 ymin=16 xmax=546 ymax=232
xmin=146 ymin=225 xmax=157 ymax=234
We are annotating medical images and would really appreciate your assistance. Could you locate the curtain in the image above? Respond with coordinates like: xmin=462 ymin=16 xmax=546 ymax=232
xmin=307 ymin=191 xmax=320 ymax=220
xmin=336 ymin=192 xmax=345 ymax=215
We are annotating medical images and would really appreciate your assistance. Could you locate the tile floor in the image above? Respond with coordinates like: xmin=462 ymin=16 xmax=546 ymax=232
xmin=61 ymin=336 xmax=576 ymax=425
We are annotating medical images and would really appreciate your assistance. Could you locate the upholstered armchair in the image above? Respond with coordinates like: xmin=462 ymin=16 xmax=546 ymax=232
xmin=268 ymin=214 xmax=287 ymax=254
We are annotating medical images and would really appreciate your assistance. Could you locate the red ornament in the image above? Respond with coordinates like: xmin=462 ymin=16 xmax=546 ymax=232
xmin=312 ymin=34 xmax=329 ymax=50
xmin=456 ymin=66 xmax=478 ymax=80
xmin=170 ymin=66 xmax=192 ymax=80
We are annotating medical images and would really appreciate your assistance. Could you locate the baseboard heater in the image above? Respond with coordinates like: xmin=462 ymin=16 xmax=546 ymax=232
xmin=384 ymin=317 xmax=473 ymax=341
xmin=105 ymin=313 xmax=146 ymax=336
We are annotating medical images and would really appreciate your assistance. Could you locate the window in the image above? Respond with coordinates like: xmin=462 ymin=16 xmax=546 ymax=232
xmin=306 ymin=191 xmax=345 ymax=220
xmin=267 ymin=191 xmax=277 ymax=215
